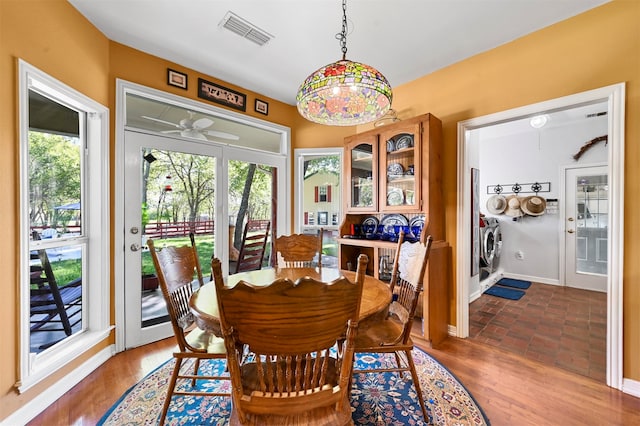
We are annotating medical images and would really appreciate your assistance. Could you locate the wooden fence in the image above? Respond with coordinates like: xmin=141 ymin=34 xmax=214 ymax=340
xmin=143 ymin=220 xmax=214 ymax=239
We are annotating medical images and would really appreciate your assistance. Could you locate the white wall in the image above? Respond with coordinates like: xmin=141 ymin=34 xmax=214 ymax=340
xmin=475 ymin=112 xmax=607 ymax=289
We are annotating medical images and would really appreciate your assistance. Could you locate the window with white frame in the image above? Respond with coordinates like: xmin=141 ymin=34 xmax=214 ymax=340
xmin=18 ymin=61 xmax=110 ymax=392
xmin=294 ymin=148 xmax=342 ymax=268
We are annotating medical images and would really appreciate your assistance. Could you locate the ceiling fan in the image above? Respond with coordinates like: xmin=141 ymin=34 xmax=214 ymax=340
xmin=142 ymin=111 xmax=240 ymax=141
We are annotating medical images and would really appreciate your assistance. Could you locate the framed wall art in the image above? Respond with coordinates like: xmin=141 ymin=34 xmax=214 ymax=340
xmin=255 ymin=99 xmax=269 ymax=115
xmin=167 ymin=68 xmax=188 ymax=90
xmin=197 ymin=78 xmax=246 ymax=111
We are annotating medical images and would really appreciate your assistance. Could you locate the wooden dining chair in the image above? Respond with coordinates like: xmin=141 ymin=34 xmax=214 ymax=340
xmin=147 ymin=234 xmax=229 ymax=426
xmin=274 ymin=228 xmax=323 ymax=268
xmin=351 ymin=231 xmax=433 ymax=422
xmin=212 ymin=254 xmax=369 ymax=426
xmin=235 ymin=219 xmax=271 ymax=273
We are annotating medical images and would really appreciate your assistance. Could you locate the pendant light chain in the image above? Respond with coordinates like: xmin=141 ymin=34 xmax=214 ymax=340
xmin=336 ymin=0 xmax=348 ymax=60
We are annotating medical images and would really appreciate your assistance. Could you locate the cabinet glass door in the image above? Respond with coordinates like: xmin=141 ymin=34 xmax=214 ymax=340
xmin=379 ymin=124 xmax=421 ymax=212
xmin=345 ymin=136 xmax=378 ymax=212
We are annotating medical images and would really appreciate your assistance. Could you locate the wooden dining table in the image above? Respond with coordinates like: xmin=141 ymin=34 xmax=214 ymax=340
xmin=189 ymin=267 xmax=392 ymax=335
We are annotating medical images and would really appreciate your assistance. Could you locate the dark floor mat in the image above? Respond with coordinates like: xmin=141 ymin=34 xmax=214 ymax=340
xmin=484 ymin=286 xmax=525 ymax=300
xmin=497 ymin=278 xmax=532 ymax=289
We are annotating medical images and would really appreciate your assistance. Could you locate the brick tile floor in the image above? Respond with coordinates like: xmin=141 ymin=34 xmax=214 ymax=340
xmin=469 ymin=282 xmax=607 ymax=382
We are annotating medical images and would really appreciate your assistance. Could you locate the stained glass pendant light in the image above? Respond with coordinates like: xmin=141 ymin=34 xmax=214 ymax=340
xmin=296 ymin=0 xmax=393 ymax=126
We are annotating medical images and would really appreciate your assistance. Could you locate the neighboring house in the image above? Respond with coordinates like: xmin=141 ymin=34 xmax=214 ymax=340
xmin=302 ymin=172 xmax=340 ymax=228
xmin=1 ymin=0 xmax=639 ymax=423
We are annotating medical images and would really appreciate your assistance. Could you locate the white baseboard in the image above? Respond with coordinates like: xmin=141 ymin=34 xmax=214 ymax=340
xmin=503 ymin=272 xmax=560 ymax=286
xmin=623 ymin=377 xmax=640 ymax=398
xmin=4 ymin=345 xmax=115 ymax=426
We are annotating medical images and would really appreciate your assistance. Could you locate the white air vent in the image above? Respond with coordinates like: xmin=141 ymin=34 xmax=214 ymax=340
xmin=220 ymin=11 xmax=273 ymax=46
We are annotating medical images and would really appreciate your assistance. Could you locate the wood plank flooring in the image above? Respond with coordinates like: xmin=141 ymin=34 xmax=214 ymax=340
xmin=27 ymin=335 xmax=640 ymax=426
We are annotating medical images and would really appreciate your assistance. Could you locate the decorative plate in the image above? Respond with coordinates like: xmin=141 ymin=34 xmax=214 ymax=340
xmin=409 ymin=215 xmax=425 ymax=229
xmin=395 ymin=135 xmax=413 ymax=150
xmin=361 ymin=216 xmax=379 ymax=228
xmin=386 ymin=139 xmax=395 ymax=153
xmin=380 ymin=213 xmax=409 ymax=234
xmin=387 ymin=188 xmax=405 ymax=206
xmin=387 ymin=163 xmax=404 ymax=177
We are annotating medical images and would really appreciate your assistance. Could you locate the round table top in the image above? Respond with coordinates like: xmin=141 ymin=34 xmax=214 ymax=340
xmin=189 ymin=267 xmax=391 ymax=334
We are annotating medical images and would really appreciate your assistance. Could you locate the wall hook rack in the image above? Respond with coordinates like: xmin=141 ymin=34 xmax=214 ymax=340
xmin=487 ymin=181 xmax=550 ymax=195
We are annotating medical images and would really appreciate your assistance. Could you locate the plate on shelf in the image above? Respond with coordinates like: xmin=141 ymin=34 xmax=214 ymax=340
xmin=395 ymin=135 xmax=413 ymax=150
xmin=387 ymin=163 xmax=404 ymax=177
xmin=380 ymin=213 xmax=409 ymax=234
xmin=387 ymin=188 xmax=405 ymax=206
xmin=361 ymin=215 xmax=379 ymax=228
xmin=386 ymin=139 xmax=395 ymax=153
xmin=409 ymin=215 xmax=425 ymax=229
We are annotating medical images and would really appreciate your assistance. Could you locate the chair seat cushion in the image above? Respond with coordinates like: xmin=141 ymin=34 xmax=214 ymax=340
xmin=185 ymin=327 xmax=226 ymax=354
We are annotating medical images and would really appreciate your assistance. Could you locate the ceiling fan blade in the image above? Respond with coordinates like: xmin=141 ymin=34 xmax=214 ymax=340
xmin=141 ymin=115 xmax=180 ymax=128
xmin=205 ymin=130 xmax=240 ymax=140
xmin=181 ymin=129 xmax=208 ymax=140
xmin=192 ymin=118 xmax=214 ymax=129
xmin=161 ymin=130 xmax=181 ymax=134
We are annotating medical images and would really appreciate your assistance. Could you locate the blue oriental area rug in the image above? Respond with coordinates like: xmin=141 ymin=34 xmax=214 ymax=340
xmin=99 ymin=347 xmax=490 ymax=425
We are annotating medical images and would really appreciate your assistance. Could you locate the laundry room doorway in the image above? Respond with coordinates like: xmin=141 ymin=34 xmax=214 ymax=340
xmin=456 ymin=83 xmax=625 ymax=389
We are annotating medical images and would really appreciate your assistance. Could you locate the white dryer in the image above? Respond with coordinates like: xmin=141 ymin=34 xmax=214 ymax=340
xmin=479 ymin=217 xmax=500 ymax=280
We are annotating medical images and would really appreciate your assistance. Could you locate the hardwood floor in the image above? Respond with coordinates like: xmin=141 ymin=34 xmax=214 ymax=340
xmin=28 ymin=336 xmax=640 ymax=426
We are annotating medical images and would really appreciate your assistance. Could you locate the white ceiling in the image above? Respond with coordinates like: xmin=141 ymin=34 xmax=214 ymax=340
xmin=69 ymin=0 xmax=609 ymax=106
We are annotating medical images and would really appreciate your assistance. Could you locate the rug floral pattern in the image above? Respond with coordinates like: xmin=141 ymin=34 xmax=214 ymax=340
xmin=99 ymin=348 xmax=489 ymax=425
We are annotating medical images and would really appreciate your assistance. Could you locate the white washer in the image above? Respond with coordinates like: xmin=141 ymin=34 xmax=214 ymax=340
xmin=479 ymin=217 xmax=500 ymax=280
xmin=489 ymin=219 xmax=502 ymax=273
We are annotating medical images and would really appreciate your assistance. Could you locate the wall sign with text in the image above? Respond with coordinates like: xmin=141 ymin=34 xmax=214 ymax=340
xmin=197 ymin=78 xmax=246 ymax=112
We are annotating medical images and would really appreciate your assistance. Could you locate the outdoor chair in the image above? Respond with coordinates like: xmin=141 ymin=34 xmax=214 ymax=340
xmin=147 ymin=234 xmax=229 ymax=426
xmin=212 ymin=254 xmax=369 ymax=425
xmin=351 ymin=231 xmax=433 ymax=422
xmin=30 ymin=232 xmax=82 ymax=338
xmin=274 ymin=228 xmax=323 ymax=268
xmin=234 ymin=219 xmax=270 ymax=273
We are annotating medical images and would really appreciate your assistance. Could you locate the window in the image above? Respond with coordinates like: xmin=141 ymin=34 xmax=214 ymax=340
xmin=316 ymin=185 xmax=331 ymax=202
xmin=18 ymin=61 xmax=110 ymax=391
xmin=294 ymin=148 xmax=342 ymax=268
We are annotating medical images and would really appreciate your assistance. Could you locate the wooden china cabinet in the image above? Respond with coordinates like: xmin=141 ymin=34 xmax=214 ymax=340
xmin=339 ymin=113 xmax=450 ymax=348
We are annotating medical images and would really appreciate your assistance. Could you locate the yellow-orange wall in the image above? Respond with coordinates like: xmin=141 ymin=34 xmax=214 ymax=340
xmin=384 ymin=0 xmax=639 ymax=381
xmin=1 ymin=0 xmax=638 ymax=420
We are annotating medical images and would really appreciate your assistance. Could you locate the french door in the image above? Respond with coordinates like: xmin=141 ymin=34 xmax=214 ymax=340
xmin=564 ymin=165 xmax=608 ymax=292
xmin=122 ymin=131 xmax=287 ymax=348
xmin=123 ymin=131 xmax=222 ymax=348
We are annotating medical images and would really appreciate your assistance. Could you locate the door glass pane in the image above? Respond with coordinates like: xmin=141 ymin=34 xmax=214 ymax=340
xmin=575 ymin=174 xmax=608 ymax=275
xmin=28 ymin=93 xmax=84 ymax=353
xmin=351 ymin=143 xmax=374 ymax=208
xmin=300 ymin=153 xmax=341 ymax=268
xmin=228 ymin=160 xmax=275 ymax=273
xmin=140 ymin=149 xmax=216 ymax=327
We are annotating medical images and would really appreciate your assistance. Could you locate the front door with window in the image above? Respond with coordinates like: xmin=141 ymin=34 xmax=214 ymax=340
xmin=565 ymin=166 xmax=608 ymax=292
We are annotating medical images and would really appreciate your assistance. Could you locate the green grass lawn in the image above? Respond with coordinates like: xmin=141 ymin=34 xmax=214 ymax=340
xmin=43 ymin=235 xmax=216 ymax=286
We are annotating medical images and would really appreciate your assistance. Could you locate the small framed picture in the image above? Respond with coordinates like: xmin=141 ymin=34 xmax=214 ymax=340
xmin=255 ymin=99 xmax=269 ymax=115
xmin=167 ymin=69 xmax=188 ymax=90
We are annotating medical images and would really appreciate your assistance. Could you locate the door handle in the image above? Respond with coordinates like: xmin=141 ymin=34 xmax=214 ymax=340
xmin=567 ymin=229 xmax=575 ymax=234
xmin=567 ymin=217 xmax=574 ymax=222
xmin=130 ymin=243 xmax=141 ymax=251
